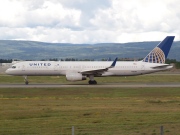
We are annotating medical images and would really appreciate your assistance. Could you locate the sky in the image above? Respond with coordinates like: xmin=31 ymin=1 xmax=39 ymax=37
xmin=0 ymin=0 xmax=179 ymax=43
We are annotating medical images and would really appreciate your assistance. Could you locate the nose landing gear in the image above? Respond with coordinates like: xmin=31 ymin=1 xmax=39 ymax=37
xmin=23 ymin=76 xmax=29 ymax=85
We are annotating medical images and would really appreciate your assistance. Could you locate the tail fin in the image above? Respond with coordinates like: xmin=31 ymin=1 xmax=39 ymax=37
xmin=142 ymin=36 xmax=175 ymax=63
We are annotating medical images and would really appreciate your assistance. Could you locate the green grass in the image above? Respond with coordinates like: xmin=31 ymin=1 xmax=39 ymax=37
xmin=0 ymin=87 xmax=180 ymax=135
xmin=1 ymin=74 xmax=180 ymax=84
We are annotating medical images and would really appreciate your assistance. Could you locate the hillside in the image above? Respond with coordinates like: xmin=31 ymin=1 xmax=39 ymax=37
xmin=0 ymin=40 xmax=180 ymax=60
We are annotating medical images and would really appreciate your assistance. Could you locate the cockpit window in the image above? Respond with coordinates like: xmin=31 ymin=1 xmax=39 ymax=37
xmin=12 ymin=66 xmax=16 ymax=69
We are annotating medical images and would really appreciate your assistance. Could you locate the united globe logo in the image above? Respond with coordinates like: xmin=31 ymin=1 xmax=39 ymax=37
xmin=143 ymin=47 xmax=165 ymax=63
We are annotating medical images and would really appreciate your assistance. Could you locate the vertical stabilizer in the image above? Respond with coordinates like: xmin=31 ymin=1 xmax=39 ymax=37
xmin=143 ymin=36 xmax=175 ymax=63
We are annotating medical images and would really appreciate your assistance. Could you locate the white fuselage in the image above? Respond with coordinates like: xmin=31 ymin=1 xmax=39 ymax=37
xmin=6 ymin=61 xmax=172 ymax=76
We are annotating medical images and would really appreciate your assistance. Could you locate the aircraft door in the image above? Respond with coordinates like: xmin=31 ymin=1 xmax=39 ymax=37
xmin=54 ymin=63 xmax=59 ymax=71
xmin=141 ymin=63 xmax=146 ymax=73
xmin=22 ymin=65 xmax=25 ymax=71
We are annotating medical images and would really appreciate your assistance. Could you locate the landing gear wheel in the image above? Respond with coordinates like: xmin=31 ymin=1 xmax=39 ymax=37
xmin=93 ymin=80 xmax=97 ymax=84
xmin=25 ymin=81 xmax=29 ymax=85
xmin=23 ymin=76 xmax=29 ymax=85
xmin=88 ymin=80 xmax=97 ymax=85
xmin=88 ymin=75 xmax=97 ymax=85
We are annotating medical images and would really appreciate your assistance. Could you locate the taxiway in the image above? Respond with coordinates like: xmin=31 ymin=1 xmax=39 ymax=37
xmin=0 ymin=83 xmax=180 ymax=88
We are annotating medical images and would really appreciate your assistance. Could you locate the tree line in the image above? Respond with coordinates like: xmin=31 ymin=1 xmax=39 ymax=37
xmin=0 ymin=59 xmax=12 ymax=63
xmin=166 ymin=59 xmax=180 ymax=69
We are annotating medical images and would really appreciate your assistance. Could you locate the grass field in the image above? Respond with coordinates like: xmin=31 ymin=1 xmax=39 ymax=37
xmin=0 ymin=75 xmax=180 ymax=134
xmin=0 ymin=87 xmax=180 ymax=135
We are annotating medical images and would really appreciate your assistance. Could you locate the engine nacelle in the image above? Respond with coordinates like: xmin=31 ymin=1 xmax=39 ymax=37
xmin=66 ymin=73 xmax=86 ymax=81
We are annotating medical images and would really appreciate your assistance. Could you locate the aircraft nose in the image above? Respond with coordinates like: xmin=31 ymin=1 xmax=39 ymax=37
xmin=5 ymin=69 xmax=10 ymax=74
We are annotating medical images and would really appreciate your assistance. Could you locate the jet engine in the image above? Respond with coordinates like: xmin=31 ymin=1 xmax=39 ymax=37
xmin=66 ymin=73 xmax=86 ymax=81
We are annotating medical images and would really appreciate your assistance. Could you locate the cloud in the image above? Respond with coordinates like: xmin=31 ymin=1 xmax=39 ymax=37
xmin=0 ymin=1 xmax=25 ymax=27
xmin=0 ymin=0 xmax=81 ymax=29
xmin=54 ymin=0 xmax=111 ymax=31
xmin=0 ymin=0 xmax=179 ymax=43
xmin=90 ymin=0 xmax=180 ymax=42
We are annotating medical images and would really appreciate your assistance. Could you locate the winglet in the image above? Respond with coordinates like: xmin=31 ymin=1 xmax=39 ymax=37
xmin=109 ymin=57 xmax=118 ymax=68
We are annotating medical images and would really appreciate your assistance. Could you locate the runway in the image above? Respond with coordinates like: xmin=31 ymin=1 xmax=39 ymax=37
xmin=0 ymin=83 xmax=180 ymax=88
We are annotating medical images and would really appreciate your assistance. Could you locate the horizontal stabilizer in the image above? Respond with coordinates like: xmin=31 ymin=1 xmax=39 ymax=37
xmin=151 ymin=64 xmax=173 ymax=69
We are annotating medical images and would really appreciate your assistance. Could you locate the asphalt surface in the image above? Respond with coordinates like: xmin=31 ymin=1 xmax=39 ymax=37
xmin=0 ymin=83 xmax=180 ymax=88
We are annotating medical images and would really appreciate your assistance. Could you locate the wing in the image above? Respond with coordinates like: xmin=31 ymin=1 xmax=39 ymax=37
xmin=79 ymin=58 xmax=118 ymax=75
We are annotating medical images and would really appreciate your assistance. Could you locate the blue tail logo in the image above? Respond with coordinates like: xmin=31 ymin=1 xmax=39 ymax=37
xmin=143 ymin=36 xmax=175 ymax=63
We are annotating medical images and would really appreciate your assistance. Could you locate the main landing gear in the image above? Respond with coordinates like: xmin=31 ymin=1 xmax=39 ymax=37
xmin=88 ymin=80 xmax=97 ymax=84
xmin=24 ymin=76 xmax=29 ymax=85
xmin=88 ymin=75 xmax=97 ymax=85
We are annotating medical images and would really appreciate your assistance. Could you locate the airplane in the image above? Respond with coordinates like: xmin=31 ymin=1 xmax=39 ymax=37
xmin=6 ymin=36 xmax=175 ymax=85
